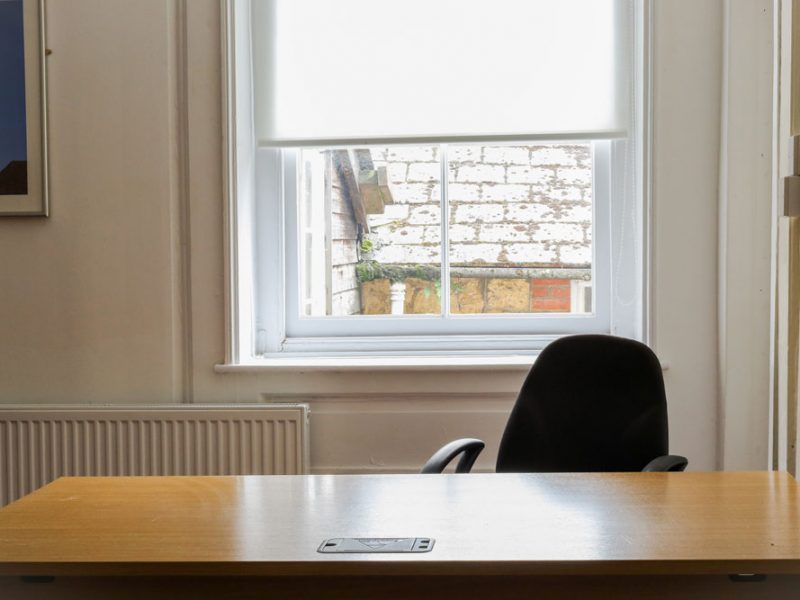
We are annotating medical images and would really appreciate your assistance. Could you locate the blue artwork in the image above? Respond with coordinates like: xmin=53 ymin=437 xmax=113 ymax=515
xmin=0 ymin=0 xmax=28 ymax=195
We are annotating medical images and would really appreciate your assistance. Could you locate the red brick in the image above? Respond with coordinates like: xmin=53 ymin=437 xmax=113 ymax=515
xmin=547 ymin=278 xmax=570 ymax=286
xmin=532 ymin=298 xmax=570 ymax=312
xmin=532 ymin=286 xmax=550 ymax=297
xmin=550 ymin=286 xmax=571 ymax=299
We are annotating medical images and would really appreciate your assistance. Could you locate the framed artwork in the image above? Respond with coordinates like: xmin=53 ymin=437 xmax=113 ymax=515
xmin=0 ymin=0 xmax=48 ymax=216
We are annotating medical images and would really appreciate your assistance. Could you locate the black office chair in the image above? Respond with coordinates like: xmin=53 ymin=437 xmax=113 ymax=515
xmin=421 ymin=334 xmax=688 ymax=474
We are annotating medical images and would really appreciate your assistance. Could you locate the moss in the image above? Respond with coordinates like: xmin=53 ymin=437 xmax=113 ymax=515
xmin=355 ymin=260 xmax=440 ymax=284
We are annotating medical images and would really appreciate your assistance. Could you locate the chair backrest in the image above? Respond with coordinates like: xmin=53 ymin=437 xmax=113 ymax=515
xmin=496 ymin=335 xmax=669 ymax=473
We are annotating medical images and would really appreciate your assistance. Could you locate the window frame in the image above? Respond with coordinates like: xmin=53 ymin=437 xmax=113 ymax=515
xmin=224 ymin=0 xmax=648 ymax=363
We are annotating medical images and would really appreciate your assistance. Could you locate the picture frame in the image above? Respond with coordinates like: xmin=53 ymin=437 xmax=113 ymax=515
xmin=0 ymin=0 xmax=48 ymax=216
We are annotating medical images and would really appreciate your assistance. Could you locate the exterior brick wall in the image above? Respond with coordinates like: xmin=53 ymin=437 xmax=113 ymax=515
xmin=365 ymin=143 xmax=592 ymax=269
xmin=361 ymin=276 xmax=576 ymax=315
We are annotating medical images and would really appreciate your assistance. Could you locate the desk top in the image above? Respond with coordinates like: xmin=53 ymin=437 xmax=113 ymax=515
xmin=0 ymin=472 xmax=799 ymax=577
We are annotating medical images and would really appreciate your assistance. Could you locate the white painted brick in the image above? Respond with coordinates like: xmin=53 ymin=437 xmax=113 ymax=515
xmin=453 ymin=203 xmax=505 ymax=224
xmin=504 ymin=243 xmax=556 ymax=264
xmin=407 ymin=162 xmax=441 ymax=182
xmin=449 ymin=146 xmax=482 ymax=162
xmin=373 ymin=244 xmax=440 ymax=264
xmin=505 ymin=203 xmax=551 ymax=222
xmin=479 ymin=223 xmax=532 ymax=243
xmin=450 ymin=243 xmax=503 ymax=264
xmin=559 ymin=204 xmax=592 ymax=222
xmin=481 ymin=184 xmax=530 ymax=202
xmin=559 ymin=245 xmax=591 ymax=265
xmin=456 ymin=164 xmax=505 ymax=183
xmin=423 ymin=225 xmax=442 ymax=243
xmin=547 ymin=186 xmax=584 ymax=202
xmin=366 ymin=204 xmax=410 ymax=227
xmin=449 ymin=224 xmax=477 ymax=242
xmin=557 ymin=167 xmax=592 ymax=186
xmin=408 ymin=205 xmax=441 ymax=224
xmin=387 ymin=147 xmax=436 ymax=162
xmin=448 ymin=183 xmax=481 ymax=202
xmin=386 ymin=163 xmax=408 ymax=183
xmin=530 ymin=147 xmax=579 ymax=166
xmin=507 ymin=166 xmax=554 ymax=184
xmin=532 ymin=223 xmax=585 ymax=243
xmin=389 ymin=183 xmax=434 ymax=204
xmin=483 ymin=146 xmax=530 ymax=165
xmin=369 ymin=148 xmax=389 ymax=162
xmin=392 ymin=226 xmax=425 ymax=243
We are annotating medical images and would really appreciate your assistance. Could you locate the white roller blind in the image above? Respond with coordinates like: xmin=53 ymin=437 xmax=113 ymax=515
xmin=252 ymin=0 xmax=630 ymax=146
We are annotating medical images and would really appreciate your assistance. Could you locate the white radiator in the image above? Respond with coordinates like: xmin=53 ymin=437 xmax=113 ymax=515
xmin=0 ymin=404 xmax=310 ymax=506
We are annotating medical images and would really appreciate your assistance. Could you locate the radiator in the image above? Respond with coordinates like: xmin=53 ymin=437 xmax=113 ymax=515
xmin=0 ymin=404 xmax=310 ymax=506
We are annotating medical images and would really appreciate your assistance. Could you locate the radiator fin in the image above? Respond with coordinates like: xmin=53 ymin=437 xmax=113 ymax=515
xmin=0 ymin=405 xmax=309 ymax=506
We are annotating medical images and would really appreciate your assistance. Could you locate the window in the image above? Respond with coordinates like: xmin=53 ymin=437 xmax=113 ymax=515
xmin=228 ymin=0 xmax=644 ymax=360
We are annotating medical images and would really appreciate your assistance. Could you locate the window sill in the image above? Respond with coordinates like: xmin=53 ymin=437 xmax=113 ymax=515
xmin=215 ymin=354 xmax=538 ymax=372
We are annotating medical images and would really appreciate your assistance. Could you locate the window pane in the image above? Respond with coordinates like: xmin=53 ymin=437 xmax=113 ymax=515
xmin=297 ymin=146 xmax=442 ymax=317
xmin=447 ymin=144 xmax=593 ymax=314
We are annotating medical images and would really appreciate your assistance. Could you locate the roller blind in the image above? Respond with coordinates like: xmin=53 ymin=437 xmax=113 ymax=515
xmin=252 ymin=0 xmax=630 ymax=146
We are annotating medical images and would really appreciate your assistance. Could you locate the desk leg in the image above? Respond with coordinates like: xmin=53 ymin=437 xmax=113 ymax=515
xmin=1 ymin=575 xmax=799 ymax=599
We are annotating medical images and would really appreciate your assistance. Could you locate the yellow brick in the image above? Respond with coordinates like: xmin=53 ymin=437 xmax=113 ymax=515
xmin=486 ymin=279 xmax=530 ymax=313
xmin=360 ymin=279 xmax=391 ymax=315
xmin=450 ymin=277 xmax=485 ymax=314
xmin=404 ymin=277 xmax=440 ymax=315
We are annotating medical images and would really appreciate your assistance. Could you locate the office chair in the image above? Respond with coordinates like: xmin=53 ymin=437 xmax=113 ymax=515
xmin=421 ymin=334 xmax=688 ymax=474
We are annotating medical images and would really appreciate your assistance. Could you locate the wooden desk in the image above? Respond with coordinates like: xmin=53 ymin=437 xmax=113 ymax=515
xmin=1 ymin=472 xmax=799 ymax=598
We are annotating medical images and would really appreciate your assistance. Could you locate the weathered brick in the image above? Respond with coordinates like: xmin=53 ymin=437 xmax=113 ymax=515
xmin=532 ymin=223 xmax=584 ymax=243
xmin=503 ymin=243 xmax=556 ymax=264
xmin=483 ymin=146 xmax=530 ymax=165
xmin=481 ymin=183 xmax=530 ymax=202
xmin=505 ymin=203 xmax=551 ymax=222
xmin=449 ymin=146 xmax=482 ymax=162
xmin=449 ymin=224 xmax=477 ymax=242
xmin=548 ymin=186 xmax=585 ymax=202
xmin=373 ymin=244 xmax=440 ymax=264
xmin=387 ymin=147 xmax=437 ymax=162
xmin=448 ymin=183 xmax=481 ymax=202
xmin=558 ymin=245 xmax=591 ymax=265
xmin=367 ymin=204 xmax=410 ymax=227
xmin=479 ymin=224 xmax=532 ymax=243
xmin=423 ymin=225 xmax=442 ymax=243
xmin=453 ymin=203 xmax=505 ymax=224
xmin=456 ymin=164 xmax=505 ymax=183
xmin=507 ymin=166 xmax=554 ymax=184
xmin=557 ymin=167 xmax=592 ymax=186
xmin=407 ymin=162 xmax=441 ymax=182
xmin=530 ymin=147 xmax=580 ymax=166
xmin=386 ymin=162 xmax=408 ymax=183
xmin=450 ymin=243 xmax=503 ymax=264
xmin=559 ymin=204 xmax=592 ymax=222
xmin=389 ymin=183 xmax=435 ymax=204
xmin=408 ymin=206 xmax=441 ymax=224
xmin=389 ymin=226 xmax=425 ymax=243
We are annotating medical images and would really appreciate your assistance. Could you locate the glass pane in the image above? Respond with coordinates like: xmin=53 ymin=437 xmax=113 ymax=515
xmin=447 ymin=144 xmax=593 ymax=314
xmin=297 ymin=146 xmax=442 ymax=317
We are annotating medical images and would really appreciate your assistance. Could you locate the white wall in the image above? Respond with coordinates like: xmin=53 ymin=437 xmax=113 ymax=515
xmin=0 ymin=0 xmax=764 ymax=473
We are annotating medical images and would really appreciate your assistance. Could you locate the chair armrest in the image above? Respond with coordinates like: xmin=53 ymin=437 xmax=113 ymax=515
xmin=642 ymin=454 xmax=688 ymax=472
xmin=420 ymin=438 xmax=486 ymax=474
